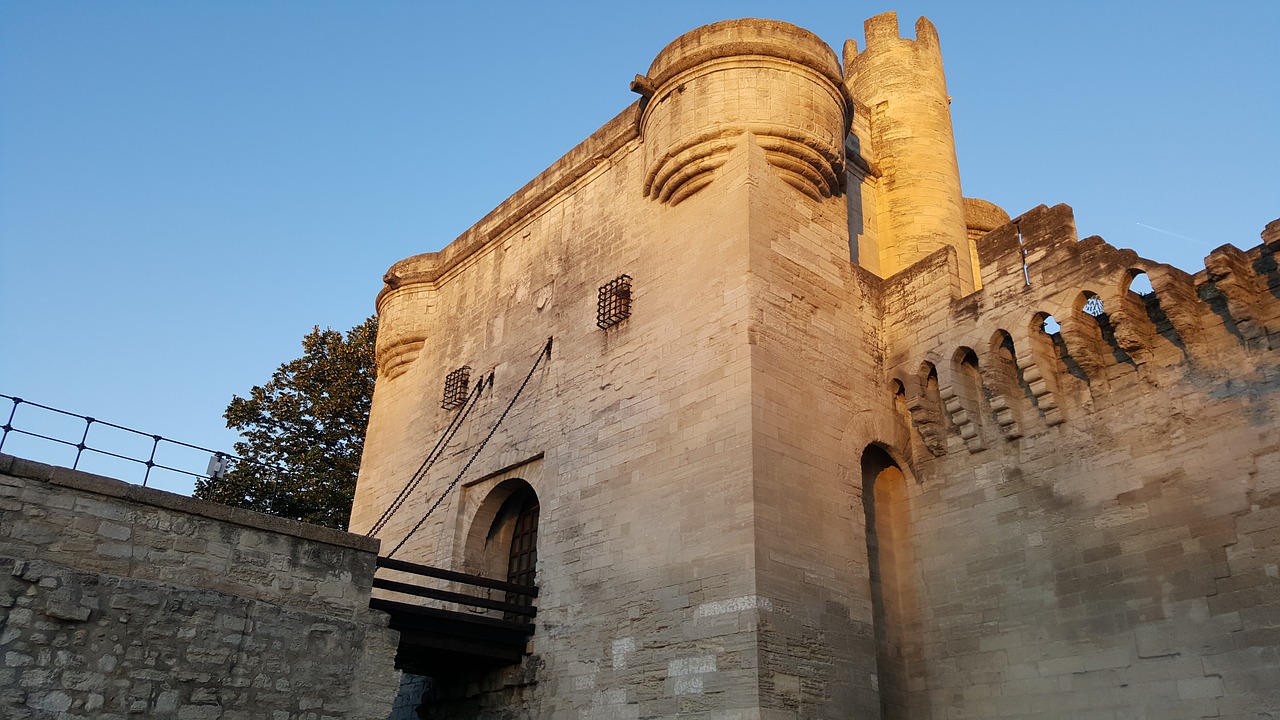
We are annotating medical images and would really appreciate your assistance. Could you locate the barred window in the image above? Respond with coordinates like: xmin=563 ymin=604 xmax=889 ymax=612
xmin=597 ymin=275 xmax=632 ymax=329
xmin=442 ymin=366 xmax=471 ymax=409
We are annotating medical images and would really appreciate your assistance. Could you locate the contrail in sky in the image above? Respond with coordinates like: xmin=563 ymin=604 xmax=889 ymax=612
xmin=1136 ymin=223 xmax=1205 ymax=244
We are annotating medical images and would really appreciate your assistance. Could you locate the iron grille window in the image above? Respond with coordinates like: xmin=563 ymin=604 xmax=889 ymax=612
xmin=441 ymin=366 xmax=471 ymax=410
xmin=597 ymin=274 xmax=632 ymax=329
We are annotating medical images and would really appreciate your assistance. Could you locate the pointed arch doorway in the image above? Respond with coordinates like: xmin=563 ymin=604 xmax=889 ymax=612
xmin=466 ymin=479 xmax=541 ymax=622
xmin=862 ymin=444 xmax=923 ymax=720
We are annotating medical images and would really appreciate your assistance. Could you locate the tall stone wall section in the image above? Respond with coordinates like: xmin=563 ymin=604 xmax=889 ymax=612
xmin=356 ymin=97 xmax=766 ymax=718
xmin=355 ymin=19 xmax=893 ymax=719
xmin=0 ymin=454 xmax=401 ymax=719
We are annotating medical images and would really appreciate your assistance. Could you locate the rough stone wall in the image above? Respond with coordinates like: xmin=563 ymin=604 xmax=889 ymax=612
xmin=0 ymin=454 xmax=400 ymax=719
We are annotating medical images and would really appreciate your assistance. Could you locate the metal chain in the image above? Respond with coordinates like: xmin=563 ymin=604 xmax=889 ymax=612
xmin=386 ymin=337 xmax=552 ymax=558
xmin=367 ymin=375 xmax=489 ymax=536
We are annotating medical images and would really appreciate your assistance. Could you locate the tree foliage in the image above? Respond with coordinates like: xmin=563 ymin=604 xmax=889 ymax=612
xmin=194 ymin=317 xmax=377 ymax=530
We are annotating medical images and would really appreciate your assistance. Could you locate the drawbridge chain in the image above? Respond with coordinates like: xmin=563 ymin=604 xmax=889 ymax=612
xmin=386 ymin=337 xmax=552 ymax=558
xmin=366 ymin=374 xmax=491 ymax=537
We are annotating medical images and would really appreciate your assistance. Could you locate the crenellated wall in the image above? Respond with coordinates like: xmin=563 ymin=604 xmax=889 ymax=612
xmin=872 ymin=205 xmax=1280 ymax=718
xmin=635 ymin=20 xmax=848 ymax=204
xmin=846 ymin=13 xmax=972 ymax=292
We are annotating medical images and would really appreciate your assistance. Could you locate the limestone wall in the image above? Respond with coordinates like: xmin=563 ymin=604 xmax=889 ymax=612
xmin=0 ymin=454 xmax=400 ymax=719
xmin=357 ymin=104 xmax=764 ymax=718
xmin=845 ymin=12 xmax=971 ymax=291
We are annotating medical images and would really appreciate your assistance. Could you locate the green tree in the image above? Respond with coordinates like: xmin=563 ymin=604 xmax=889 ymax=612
xmin=194 ymin=316 xmax=377 ymax=530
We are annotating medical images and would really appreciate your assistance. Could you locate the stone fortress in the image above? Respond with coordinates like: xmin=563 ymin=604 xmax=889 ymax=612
xmin=3 ymin=11 xmax=1276 ymax=720
xmin=355 ymin=12 xmax=1280 ymax=720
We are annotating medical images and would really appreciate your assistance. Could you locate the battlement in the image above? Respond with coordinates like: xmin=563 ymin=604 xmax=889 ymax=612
xmin=635 ymin=19 xmax=849 ymax=204
xmin=843 ymin=12 xmax=940 ymax=64
xmin=644 ymin=18 xmax=843 ymax=89
xmin=882 ymin=205 xmax=1280 ymax=462
xmin=843 ymin=11 xmax=971 ymax=291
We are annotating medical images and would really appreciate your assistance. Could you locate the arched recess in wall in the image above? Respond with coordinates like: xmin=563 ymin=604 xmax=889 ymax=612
xmin=1065 ymin=289 xmax=1131 ymax=376
xmin=463 ymin=478 xmax=541 ymax=619
xmin=891 ymin=378 xmax=908 ymax=412
xmin=1032 ymin=310 xmax=1085 ymax=384
xmin=861 ymin=444 xmax=921 ymax=720
xmin=1119 ymin=269 xmax=1188 ymax=355
xmin=1110 ymin=270 xmax=1158 ymax=359
xmin=888 ymin=379 xmax=913 ymax=448
xmin=945 ymin=347 xmax=986 ymax=451
xmin=906 ymin=362 xmax=947 ymax=456
xmin=985 ymin=330 xmax=1025 ymax=439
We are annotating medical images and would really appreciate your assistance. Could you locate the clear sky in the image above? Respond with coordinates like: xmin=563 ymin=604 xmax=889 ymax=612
xmin=2 ymin=1 xmax=1277 ymax=494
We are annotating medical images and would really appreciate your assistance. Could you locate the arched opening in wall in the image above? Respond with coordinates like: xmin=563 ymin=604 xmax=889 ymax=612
xmin=1034 ymin=312 xmax=1085 ymax=381
xmin=1124 ymin=270 xmax=1181 ymax=345
xmin=1128 ymin=272 xmax=1154 ymax=297
xmin=1041 ymin=314 xmax=1061 ymax=335
xmin=1076 ymin=290 xmax=1133 ymax=365
xmin=948 ymin=347 xmax=986 ymax=449
xmin=991 ymin=330 xmax=1020 ymax=376
xmin=1080 ymin=291 xmax=1106 ymax=318
xmin=955 ymin=347 xmax=983 ymax=402
xmin=465 ymin=479 xmax=540 ymax=621
xmin=909 ymin=362 xmax=947 ymax=456
xmin=891 ymin=379 xmax=910 ymax=421
xmin=920 ymin=362 xmax=941 ymax=407
xmin=862 ymin=444 xmax=918 ymax=720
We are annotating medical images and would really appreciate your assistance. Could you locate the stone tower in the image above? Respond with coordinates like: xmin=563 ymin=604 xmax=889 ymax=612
xmin=845 ymin=13 xmax=974 ymax=291
xmin=354 ymin=14 xmax=1280 ymax=719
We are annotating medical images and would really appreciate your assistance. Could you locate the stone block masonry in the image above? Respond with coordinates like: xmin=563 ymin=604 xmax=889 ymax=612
xmin=0 ymin=453 xmax=400 ymax=719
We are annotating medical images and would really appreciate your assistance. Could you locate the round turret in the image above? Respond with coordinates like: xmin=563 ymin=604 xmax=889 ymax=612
xmin=635 ymin=19 xmax=850 ymax=205
xmin=374 ymin=253 xmax=438 ymax=381
xmin=845 ymin=12 xmax=973 ymax=291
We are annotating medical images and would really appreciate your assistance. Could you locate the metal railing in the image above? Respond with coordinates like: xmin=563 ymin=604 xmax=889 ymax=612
xmin=0 ymin=392 xmax=278 ymax=489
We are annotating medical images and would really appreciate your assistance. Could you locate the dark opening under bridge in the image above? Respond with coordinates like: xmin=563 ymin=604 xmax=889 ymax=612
xmin=370 ymin=556 xmax=538 ymax=676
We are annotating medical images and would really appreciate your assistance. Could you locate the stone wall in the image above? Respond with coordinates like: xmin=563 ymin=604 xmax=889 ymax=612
xmin=0 ymin=454 xmax=401 ymax=719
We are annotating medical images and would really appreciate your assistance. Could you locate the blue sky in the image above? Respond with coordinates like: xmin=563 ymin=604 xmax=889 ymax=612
xmin=2 ymin=1 xmax=1277 ymax=494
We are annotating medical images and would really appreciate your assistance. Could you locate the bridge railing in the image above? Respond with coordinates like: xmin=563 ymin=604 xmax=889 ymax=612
xmin=369 ymin=556 xmax=538 ymax=673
